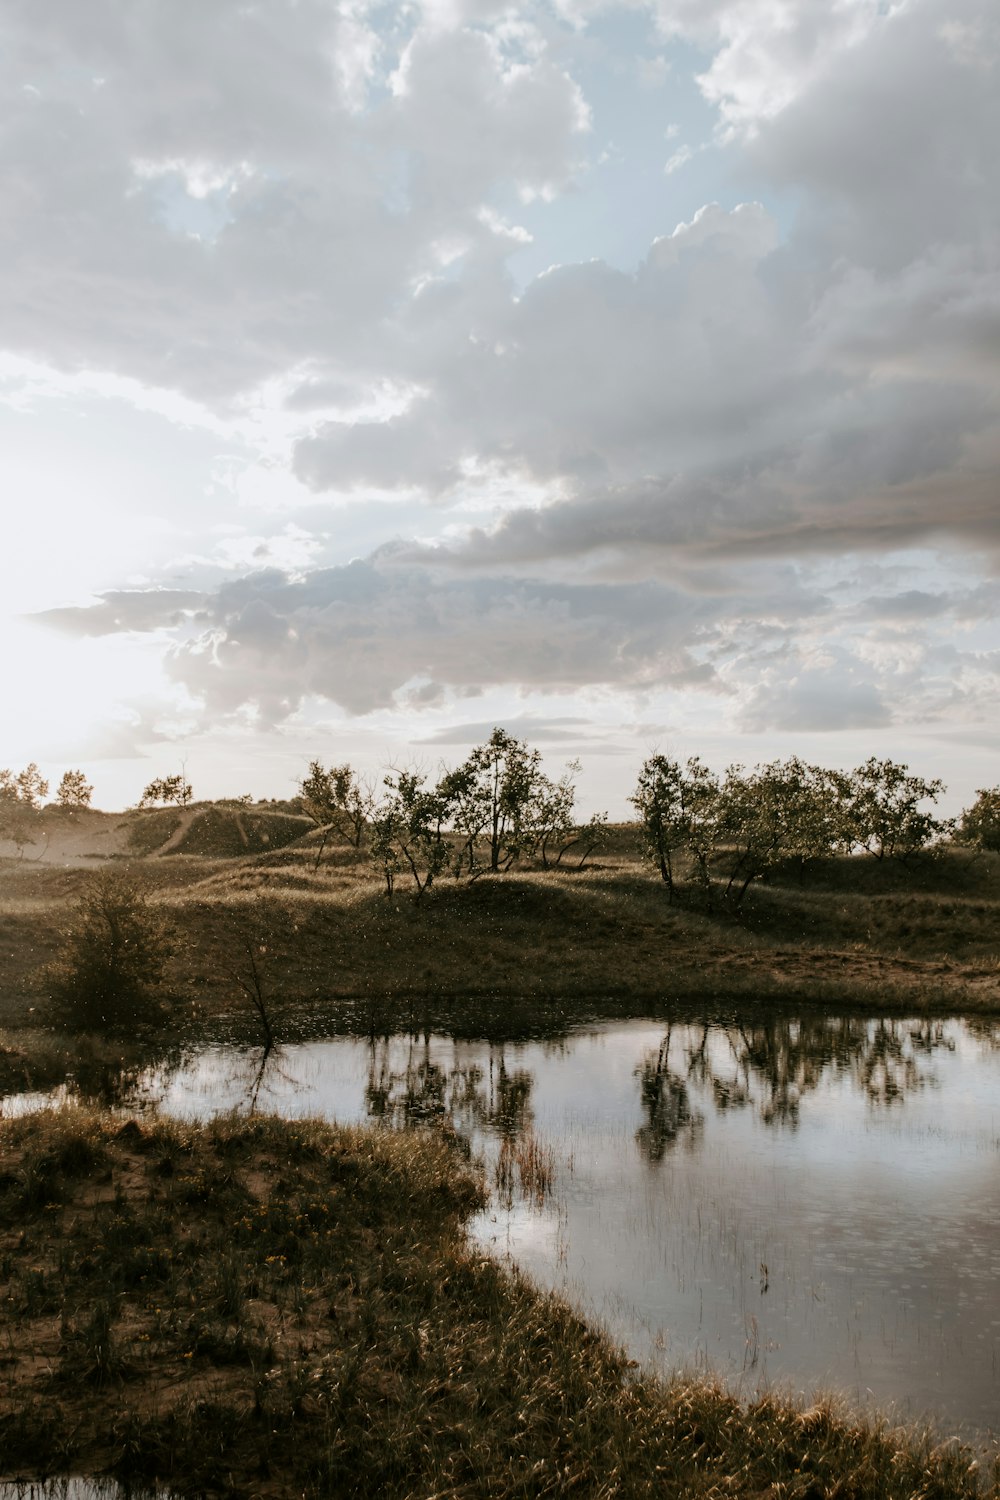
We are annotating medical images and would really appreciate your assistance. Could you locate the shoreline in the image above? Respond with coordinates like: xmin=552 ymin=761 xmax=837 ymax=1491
xmin=0 ymin=1107 xmax=994 ymax=1499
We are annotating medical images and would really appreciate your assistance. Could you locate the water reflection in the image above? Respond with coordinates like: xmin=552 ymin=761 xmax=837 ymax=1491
xmin=363 ymin=1034 xmax=535 ymax=1139
xmin=629 ymin=1017 xmax=955 ymax=1162
xmin=4 ymin=1012 xmax=999 ymax=1440
xmin=635 ymin=1029 xmax=703 ymax=1161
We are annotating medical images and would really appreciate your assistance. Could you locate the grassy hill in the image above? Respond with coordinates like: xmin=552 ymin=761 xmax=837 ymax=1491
xmin=1 ymin=809 xmax=998 ymax=1039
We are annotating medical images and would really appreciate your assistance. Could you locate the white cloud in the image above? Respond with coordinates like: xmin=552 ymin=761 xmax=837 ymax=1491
xmin=664 ymin=143 xmax=693 ymax=175
xmin=2 ymin=0 xmax=998 ymax=801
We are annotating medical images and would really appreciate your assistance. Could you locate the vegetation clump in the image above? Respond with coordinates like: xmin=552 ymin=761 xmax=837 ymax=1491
xmin=957 ymin=787 xmax=1000 ymax=852
xmin=0 ymin=1107 xmax=992 ymax=1499
xmin=46 ymin=868 xmax=174 ymax=1032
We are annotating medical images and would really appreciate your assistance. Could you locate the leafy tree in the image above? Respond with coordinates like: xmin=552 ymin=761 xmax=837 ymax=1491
xmin=56 ymin=769 xmax=94 ymax=808
xmin=369 ymin=809 xmax=402 ymax=896
xmin=530 ymin=763 xmax=579 ymax=869
xmin=956 ymin=787 xmax=1000 ymax=852
xmin=370 ymin=770 xmax=449 ymax=897
xmin=299 ymin=760 xmax=374 ymax=865
xmin=13 ymin=763 xmax=48 ymax=808
xmin=435 ymin=761 xmax=489 ymax=875
xmin=550 ymin=811 xmax=611 ymax=871
xmin=0 ymin=763 xmax=49 ymax=855
xmin=630 ymin=756 xmax=685 ymax=898
xmin=438 ymin=728 xmax=547 ymax=874
xmin=47 ymin=868 xmax=174 ymax=1030
xmin=630 ymin=755 xmax=720 ymax=902
xmin=841 ymin=758 xmax=950 ymax=860
xmin=139 ymin=773 xmax=193 ymax=808
xmin=718 ymin=758 xmax=845 ymax=906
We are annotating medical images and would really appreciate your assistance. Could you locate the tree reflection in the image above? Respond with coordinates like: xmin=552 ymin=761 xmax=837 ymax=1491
xmin=66 ymin=1037 xmax=183 ymax=1111
xmin=230 ymin=1043 xmax=302 ymax=1114
xmin=634 ymin=1027 xmax=704 ymax=1162
xmin=364 ymin=1034 xmax=534 ymax=1141
xmin=635 ymin=1016 xmax=960 ymax=1161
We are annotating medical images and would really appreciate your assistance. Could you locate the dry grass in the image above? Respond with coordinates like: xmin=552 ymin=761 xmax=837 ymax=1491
xmin=0 ymin=1107 xmax=993 ymax=1499
xmin=2 ymin=835 xmax=1000 ymax=1041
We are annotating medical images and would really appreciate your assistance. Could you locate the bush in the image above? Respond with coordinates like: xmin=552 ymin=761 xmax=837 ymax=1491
xmin=47 ymin=869 xmax=174 ymax=1031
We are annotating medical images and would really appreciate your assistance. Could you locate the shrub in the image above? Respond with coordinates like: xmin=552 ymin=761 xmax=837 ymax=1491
xmin=47 ymin=869 xmax=174 ymax=1031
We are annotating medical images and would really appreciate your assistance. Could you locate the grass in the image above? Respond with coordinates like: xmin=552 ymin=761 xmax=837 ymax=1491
xmin=0 ymin=1105 xmax=993 ymax=1499
xmin=2 ymin=834 xmax=1000 ymax=1046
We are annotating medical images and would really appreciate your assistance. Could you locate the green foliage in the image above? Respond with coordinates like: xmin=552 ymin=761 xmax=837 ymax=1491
xmin=630 ymin=755 xmax=720 ymax=901
xmin=47 ymin=869 xmax=175 ymax=1031
xmin=139 ymin=773 xmax=193 ymax=808
xmin=440 ymin=727 xmax=545 ymax=873
xmin=841 ymin=757 xmax=950 ymax=860
xmin=956 ymin=786 xmax=1000 ymax=851
xmin=718 ymin=758 xmax=846 ymax=905
xmin=438 ymin=727 xmax=583 ymax=875
xmin=56 ymin=769 xmax=93 ymax=808
xmin=633 ymin=753 xmax=954 ymax=905
xmin=299 ymin=760 xmax=374 ymax=859
xmin=370 ymin=769 xmax=449 ymax=896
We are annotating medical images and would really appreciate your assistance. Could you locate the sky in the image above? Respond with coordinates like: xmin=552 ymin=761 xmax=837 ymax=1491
xmin=2 ymin=0 xmax=999 ymax=817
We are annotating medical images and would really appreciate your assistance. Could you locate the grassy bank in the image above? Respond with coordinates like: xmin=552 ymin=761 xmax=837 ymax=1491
xmin=0 ymin=1107 xmax=992 ymax=1498
xmin=2 ymin=834 xmax=1000 ymax=1041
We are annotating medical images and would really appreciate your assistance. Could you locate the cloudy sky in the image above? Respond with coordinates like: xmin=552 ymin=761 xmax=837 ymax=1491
xmin=3 ymin=0 xmax=999 ymax=814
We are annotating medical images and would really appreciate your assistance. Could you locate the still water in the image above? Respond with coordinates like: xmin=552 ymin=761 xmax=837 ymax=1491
xmin=13 ymin=1015 xmax=1000 ymax=1443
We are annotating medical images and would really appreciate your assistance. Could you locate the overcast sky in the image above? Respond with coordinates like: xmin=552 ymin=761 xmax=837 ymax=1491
xmin=3 ymin=0 xmax=999 ymax=814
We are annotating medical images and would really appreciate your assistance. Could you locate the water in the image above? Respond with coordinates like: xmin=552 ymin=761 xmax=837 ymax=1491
xmin=6 ymin=1014 xmax=1000 ymax=1444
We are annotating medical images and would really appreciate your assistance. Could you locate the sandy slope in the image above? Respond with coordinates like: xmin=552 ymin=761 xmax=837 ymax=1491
xmin=0 ymin=808 xmax=133 ymax=867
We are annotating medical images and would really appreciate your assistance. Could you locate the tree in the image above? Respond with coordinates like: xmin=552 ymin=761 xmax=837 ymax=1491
xmin=630 ymin=756 xmax=686 ymax=899
xmin=370 ymin=770 xmax=449 ymax=897
xmin=47 ymin=868 xmax=174 ymax=1030
xmin=630 ymin=755 xmax=720 ymax=903
xmin=139 ymin=773 xmax=193 ymax=808
xmin=718 ymin=758 xmax=844 ymax=906
xmin=298 ymin=760 xmax=374 ymax=866
xmin=56 ymin=769 xmax=94 ymax=809
xmin=567 ymin=812 xmax=611 ymax=870
xmin=13 ymin=763 xmax=48 ymax=808
xmin=956 ymin=788 xmax=1000 ymax=852
xmin=841 ymin=758 xmax=950 ymax=860
xmin=524 ymin=761 xmax=606 ymax=871
xmin=0 ymin=763 xmax=49 ymax=856
xmin=530 ymin=763 xmax=579 ymax=869
xmin=438 ymin=728 xmax=547 ymax=874
xmin=220 ymin=895 xmax=293 ymax=1050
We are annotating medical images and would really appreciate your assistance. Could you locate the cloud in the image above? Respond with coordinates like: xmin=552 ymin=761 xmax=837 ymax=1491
xmin=33 ymin=540 xmax=1000 ymax=746
xmin=36 ymin=557 xmax=723 ymax=720
xmin=650 ymin=0 xmax=900 ymax=132
xmin=751 ymin=0 xmax=1000 ymax=270
xmin=740 ymin=664 xmax=891 ymax=734
xmin=5 ymin=0 xmax=1000 ymax=784
xmin=0 ymin=0 xmax=589 ymax=405
xmin=413 ymin=714 xmax=593 ymax=744
xmin=34 ymin=590 xmax=205 ymax=637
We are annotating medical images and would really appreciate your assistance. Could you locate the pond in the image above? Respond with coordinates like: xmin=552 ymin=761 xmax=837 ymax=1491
xmin=7 ymin=1014 xmax=1000 ymax=1447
